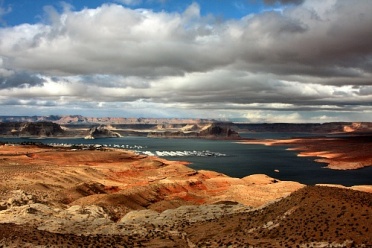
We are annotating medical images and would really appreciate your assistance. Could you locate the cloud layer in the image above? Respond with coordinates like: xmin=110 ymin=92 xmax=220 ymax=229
xmin=0 ymin=0 xmax=371 ymax=122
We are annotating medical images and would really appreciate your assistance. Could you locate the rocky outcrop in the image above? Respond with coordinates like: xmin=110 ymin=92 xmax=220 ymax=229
xmin=0 ymin=190 xmax=39 ymax=210
xmin=199 ymin=123 xmax=240 ymax=138
xmin=0 ymin=186 xmax=371 ymax=247
xmin=0 ymin=122 xmax=64 ymax=137
xmin=84 ymin=125 xmax=122 ymax=139
xmin=0 ymin=190 xmax=251 ymax=236
xmin=342 ymin=122 xmax=372 ymax=133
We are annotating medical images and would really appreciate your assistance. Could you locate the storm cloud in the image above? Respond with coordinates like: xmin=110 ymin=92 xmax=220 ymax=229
xmin=0 ymin=0 xmax=371 ymax=122
xmin=0 ymin=72 xmax=45 ymax=89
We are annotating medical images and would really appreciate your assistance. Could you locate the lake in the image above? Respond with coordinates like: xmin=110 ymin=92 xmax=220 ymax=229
xmin=1 ymin=133 xmax=371 ymax=186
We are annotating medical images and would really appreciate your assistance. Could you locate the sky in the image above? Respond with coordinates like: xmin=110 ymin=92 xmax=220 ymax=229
xmin=0 ymin=0 xmax=371 ymax=123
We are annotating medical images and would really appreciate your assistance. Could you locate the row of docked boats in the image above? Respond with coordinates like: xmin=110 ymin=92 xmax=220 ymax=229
xmin=46 ymin=142 xmax=227 ymax=157
xmin=139 ymin=150 xmax=227 ymax=157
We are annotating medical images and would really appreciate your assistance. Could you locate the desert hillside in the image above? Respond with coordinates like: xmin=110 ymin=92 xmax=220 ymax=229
xmin=0 ymin=144 xmax=371 ymax=247
xmin=0 ymin=144 xmax=303 ymax=211
xmin=1 ymin=185 xmax=371 ymax=247
xmin=182 ymin=185 xmax=372 ymax=247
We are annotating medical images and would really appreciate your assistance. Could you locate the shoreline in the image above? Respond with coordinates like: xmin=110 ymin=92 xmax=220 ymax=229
xmin=0 ymin=143 xmax=307 ymax=207
xmin=238 ymin=136 xmax=372 ymax=171
xmin=1 ymin=142 xmax=370 ymax=190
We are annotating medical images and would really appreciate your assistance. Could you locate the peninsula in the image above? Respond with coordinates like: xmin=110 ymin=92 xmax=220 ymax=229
xmin=239 ymin=135 xmax=372 ymax=170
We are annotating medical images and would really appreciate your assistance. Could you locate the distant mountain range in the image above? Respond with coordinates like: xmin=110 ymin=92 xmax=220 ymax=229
xmin=0 ymin=115 xmax=371 ymax=136
xmin=0 ymin=116 xmax=239 ymax=139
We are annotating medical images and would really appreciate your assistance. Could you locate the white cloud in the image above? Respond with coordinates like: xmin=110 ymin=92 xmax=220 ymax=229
xmin=0 ymin=2 xmax=11 ymax=25
xmin=1 ymin=1 xmax=371 ymax=80
xmin=243 ymin=110 xmax=303 ymax=123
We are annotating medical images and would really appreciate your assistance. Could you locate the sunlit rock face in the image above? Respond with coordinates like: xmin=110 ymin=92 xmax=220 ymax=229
xmin=84 ymin=125 xmax=122 ymax=139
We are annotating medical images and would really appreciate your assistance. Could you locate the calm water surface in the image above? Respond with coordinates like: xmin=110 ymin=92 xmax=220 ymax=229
xmin=1 ymin=133 xmax=371 ymax=186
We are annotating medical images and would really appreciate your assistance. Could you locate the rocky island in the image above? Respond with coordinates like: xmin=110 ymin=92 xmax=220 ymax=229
xmin=84 ymin=125 xmax=122 ymax=139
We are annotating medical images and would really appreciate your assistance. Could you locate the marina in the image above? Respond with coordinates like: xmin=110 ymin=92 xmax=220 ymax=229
xmin=46 ymin=142 xmax=227 ymax=157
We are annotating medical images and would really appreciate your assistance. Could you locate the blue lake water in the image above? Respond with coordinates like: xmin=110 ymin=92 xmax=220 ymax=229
xmin=1 ymin=133 xmax=371 ymax=186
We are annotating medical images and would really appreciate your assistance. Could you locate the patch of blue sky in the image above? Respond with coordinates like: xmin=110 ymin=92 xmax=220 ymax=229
xmin=1 ymin=0 xmax=279 ymax=26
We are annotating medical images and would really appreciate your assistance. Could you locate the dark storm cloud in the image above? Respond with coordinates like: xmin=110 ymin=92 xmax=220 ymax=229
xmin=78 ymin=75 xmax=150 ymax=89
xmin=234 ymin=2 xmax=372 ymax=82
xmin=358 ymin=86 xmax=372 ymax=96
xmin=0 ymin=72 xmax=45 ymax=89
